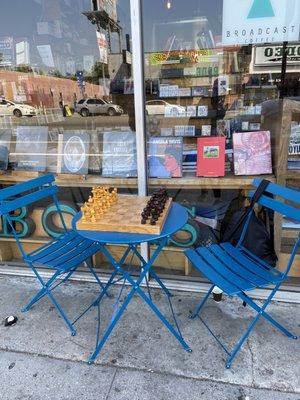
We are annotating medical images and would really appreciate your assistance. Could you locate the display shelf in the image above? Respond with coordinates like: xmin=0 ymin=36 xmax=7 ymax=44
xmin=282 ymin=228 xmax=299 ymax=239
xmin=263 ymin=98 xmax=300 ymax=277
xmin=0 ymin=172 xmax=275 ymax=190
xmin=286 ymin=170 xmax=300 ymax=180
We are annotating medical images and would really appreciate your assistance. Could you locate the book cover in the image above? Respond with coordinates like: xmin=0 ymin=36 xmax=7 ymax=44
xmin=217 ymin=120 xmax=230 ymax=137
xmin=192 ymin=87 xmax=209 ymax=97
xmin=102 ymin=131 xmax=137 ymax=177
xmin=148 ymin=137 xmax=183 ymax=178
xmin=289 ymin=123 xmax=300 ymax=155
xmin=242 ymin=121 xmax=249 ymax=131
xmin=61 ymin=131 xmax=90 ymax=174
xmin=233 ymin=131 xmax=272 ymax=175
xmin=249 ymin=122 xmax=261 ymax=131
xmin=198 ymin=105 xmax=208 ymax=117
xmin=174 ymin=125 xmax=195 ymax=136
xmin=197 ymin=137 xmax=225 ymax=177
xmin=160 ymin=127 xmax=173 ymax=136
xmin=282 ymin=217 xmax=300 ymax=229
xmin=0 ymin=129 xmax=11 ymax=170
xmin=186 ymin=106 xmax=197 ymax=117
xmin=165 ymin=105 xmax=186 ymax=118
xmin=178 ymin=87 xmax=191 ymax=97
xmin=201 ymin=125 xmax=211 ymax=136
xmin=0 ymin=146 xmax=9 ymax=170
xmin=15 ymin=126 xmax=48 ymax=171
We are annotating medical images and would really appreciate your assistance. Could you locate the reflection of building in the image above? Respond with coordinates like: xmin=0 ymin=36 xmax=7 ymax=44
xmin=0 ymin=70 xmax=102 ymax=107
xmin=16 ymin=41 xmax=30 ymax=65
xmin=83 ymin=0 xmax=122 ymax=52
xmin=0 ymin=37 xmax=14 ymax=67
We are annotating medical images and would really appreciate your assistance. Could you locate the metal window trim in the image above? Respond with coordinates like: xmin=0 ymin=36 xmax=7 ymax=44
xmin=130 ymin=0 xmax=149 ymax=263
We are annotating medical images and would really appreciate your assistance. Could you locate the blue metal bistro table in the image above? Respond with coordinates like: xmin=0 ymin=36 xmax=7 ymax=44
xmin=72 ymin=202 xmax=192 ymax=364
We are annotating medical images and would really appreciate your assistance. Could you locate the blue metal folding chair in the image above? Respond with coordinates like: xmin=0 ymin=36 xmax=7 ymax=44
xmin=185 ymin=179 xmax=299 ymax=368
xmin=0 ymin=174 xmax=105 ymax=336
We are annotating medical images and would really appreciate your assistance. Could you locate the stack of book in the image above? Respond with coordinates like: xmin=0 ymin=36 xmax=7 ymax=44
xmin=183 ymin=143 xmax=197 ymax=174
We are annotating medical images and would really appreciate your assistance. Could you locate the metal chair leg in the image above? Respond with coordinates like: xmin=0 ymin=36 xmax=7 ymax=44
xmin=190 ymin=285 xmax=214 ymax=319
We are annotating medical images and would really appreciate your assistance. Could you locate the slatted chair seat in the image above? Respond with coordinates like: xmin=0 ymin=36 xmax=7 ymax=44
xmin=185 ymin=179 xmax=299 ymax=368
xmin=186 ymin=243 xmax=283 ymax=296
xmin=26 ymin=231 xmax=100 ymax=270
xmin=0 ymin=174 xmax=106 ymax=336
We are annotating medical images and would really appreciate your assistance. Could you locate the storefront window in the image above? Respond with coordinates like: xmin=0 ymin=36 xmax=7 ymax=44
xmin=0 ymin=0 xmax=138 ymax=274
xmin=142 ymin=0 xmax=300 ymax=284
xmin=0 ymin=0 xmax=299 ymax=291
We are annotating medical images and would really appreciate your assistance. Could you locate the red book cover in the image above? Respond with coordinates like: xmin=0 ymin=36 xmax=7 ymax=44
xmin=197 ymin=137 xmax=225 ymax=177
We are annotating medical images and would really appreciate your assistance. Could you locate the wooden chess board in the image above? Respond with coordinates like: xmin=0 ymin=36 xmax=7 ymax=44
xmin=77 ymin=195 xmax=173 ymax=235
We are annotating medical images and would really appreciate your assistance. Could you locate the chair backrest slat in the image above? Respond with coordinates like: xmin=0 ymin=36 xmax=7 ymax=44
xmin=250 ymin=194 xmax=300 ymax=222
xmin=0 ymin=174 xmax=55 ymax=201
xmin=0 ymin=185 xmax=58 ymax=216
xmin=252 ymin=178 xmax=300 ymax=204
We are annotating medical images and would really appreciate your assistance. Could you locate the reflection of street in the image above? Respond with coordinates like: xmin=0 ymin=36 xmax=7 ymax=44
xmin=0 ymin=114 xmax=130 ymax=129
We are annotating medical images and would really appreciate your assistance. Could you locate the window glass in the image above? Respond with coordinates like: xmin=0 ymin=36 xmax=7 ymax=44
xmin=142 ymin=0 xmax=300 ymax=284
xmin=0 ymin=0 xmax=138 ymax=275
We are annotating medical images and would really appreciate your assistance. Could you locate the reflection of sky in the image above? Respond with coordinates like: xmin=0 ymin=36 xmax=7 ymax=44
xmin=142 ymin=0 xmax=222 ymax=52
xmin=0 ymin=0 xmax=223 ymax=73
xmin=0 ymin=0 xmax=130 ymax=73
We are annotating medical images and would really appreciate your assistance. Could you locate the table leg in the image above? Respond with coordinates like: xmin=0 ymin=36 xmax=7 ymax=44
xmin=93 ymin=245 xmax=132 ymax=307
xmin=88 ymin=241 xmax=191 ymax=364
xmin=129 ymin=242 xmax=172 ymax=298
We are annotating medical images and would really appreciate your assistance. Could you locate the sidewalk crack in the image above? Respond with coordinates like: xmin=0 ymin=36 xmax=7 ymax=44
xmin=247 ymin=339 xmax=255 ymax=387
xmin=105 ymin=368 xmax=117 ymax=400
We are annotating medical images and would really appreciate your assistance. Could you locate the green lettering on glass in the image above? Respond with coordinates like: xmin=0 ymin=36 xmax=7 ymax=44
xmin=0 ymin=206 xmax=35 ymax=238
xmin=42 ymin=203 xmax=77 ymax=238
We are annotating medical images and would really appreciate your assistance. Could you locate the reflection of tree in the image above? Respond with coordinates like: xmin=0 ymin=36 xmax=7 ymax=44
xmin=15 ymin=65 xmax=33 ymax=73
xmin=85 ymin=62 xmax=109 ymax=84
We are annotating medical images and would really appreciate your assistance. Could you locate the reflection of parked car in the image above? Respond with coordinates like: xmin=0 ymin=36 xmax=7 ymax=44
xmin=0 ymin=99 xmax=36 ymax=117
xmin=146 ymin=100 xmax=186 ymax=116
xmin=75 ymin=98 xmax=123 ymax=117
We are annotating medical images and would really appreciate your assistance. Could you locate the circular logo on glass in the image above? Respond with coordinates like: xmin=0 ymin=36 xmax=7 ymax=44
xmin=63 ymin=136 xmax=86 ymax=173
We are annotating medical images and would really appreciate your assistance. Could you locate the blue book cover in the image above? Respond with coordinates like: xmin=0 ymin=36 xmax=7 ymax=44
xmin=148 ymin=137 xmax=183 ymax=178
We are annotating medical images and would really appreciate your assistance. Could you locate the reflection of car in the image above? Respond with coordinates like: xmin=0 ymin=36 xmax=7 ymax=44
xmin=0 ymin=99 xmax=36 ymax=117
xmin=75 ymin=98 xmax=123 ymax=117
xmin=145 ymin=100 xmax=186 ymax=116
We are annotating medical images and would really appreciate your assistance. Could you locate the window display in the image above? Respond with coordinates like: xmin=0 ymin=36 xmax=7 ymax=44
xmin=142 ymin=0 xmax=300 ymax=282
xmin=0 ymin=0 xmax=299 ymax=289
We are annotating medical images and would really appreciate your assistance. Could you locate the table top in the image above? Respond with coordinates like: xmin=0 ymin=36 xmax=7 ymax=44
xmin=72 ymin=202 xmax=188 ymax=244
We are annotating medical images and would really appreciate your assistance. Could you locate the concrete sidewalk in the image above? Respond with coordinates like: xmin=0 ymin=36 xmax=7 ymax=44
xmin=0 ymin=275 xmax=299 ymax=400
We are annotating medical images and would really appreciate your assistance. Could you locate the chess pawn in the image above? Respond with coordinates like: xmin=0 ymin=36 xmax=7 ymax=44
xmin=90 ymin=209 xmax=96 ymax=223
xmin=81 ymin=206 xmax=87 ymax=222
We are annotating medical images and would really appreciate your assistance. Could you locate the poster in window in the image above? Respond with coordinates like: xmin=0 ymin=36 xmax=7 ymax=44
xmin=15 ymin=126 xmax=48 ymax=171
xmin=61 ymin=131 xmax=90 ymax=174
xmin=102 ymin=132 xmax=137 ymax=177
